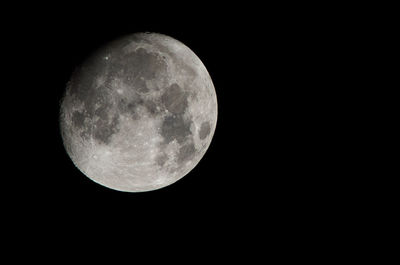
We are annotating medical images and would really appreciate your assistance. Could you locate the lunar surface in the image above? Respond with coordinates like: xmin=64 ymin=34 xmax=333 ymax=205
xmin=59 ymin=32 xmax=217 ymax=192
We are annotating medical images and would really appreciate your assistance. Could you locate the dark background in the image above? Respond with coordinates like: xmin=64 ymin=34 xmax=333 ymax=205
xmin=1 ymin=2 xmax=361 ymax=257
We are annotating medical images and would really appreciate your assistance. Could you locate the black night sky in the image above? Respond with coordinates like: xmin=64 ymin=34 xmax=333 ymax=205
xmin=2 ymin=2 xmax=350 ymax=257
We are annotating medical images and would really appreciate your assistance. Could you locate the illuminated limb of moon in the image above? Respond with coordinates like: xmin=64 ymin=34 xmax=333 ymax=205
xmin=60 ymin=33 xmax=217 ymax=192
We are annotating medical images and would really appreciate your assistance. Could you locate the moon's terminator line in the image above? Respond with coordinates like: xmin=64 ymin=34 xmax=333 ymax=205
xmin=60 ymin=32 xmax=217 ymax=192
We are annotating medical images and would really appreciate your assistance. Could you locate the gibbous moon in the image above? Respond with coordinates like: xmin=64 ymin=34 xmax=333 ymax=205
xmin=60 ymin=32 xmax=217 ymax=192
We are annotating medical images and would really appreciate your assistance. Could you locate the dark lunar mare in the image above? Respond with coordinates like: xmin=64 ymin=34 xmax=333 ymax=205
xmin=199 ymin=121 xmax=211 ymax=140
xmin=161 ymin=115 xmax=191 ymax=144
xmin=68 ymin=68 xmax=120 ymax=144
xmin=67 ymin=41 xmax=200 ymax=151
xmin=177 ymin=141 xmax=196 ymax=163
xmin=112 ymin=48 xmax=167 ymax=94
xmin=66 ymin=41 xmax=171 ymax=144
xmin=161 ymin=83 xmax=188 ymax=114
xmin=158 ymin=83 xmax=193 ymax=144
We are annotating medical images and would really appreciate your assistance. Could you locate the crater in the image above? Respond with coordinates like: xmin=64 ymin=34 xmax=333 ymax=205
xmin=160 ymin=114 xmax=191 ymax=144
xmin=199 ymin=121 xmax=211 ymax=140
xmin=161 ymin=83 xmax=188 ymax=114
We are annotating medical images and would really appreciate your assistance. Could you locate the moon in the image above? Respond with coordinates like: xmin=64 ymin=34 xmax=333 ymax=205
xmin=59 ymin=32 xmax=217 ymax=192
